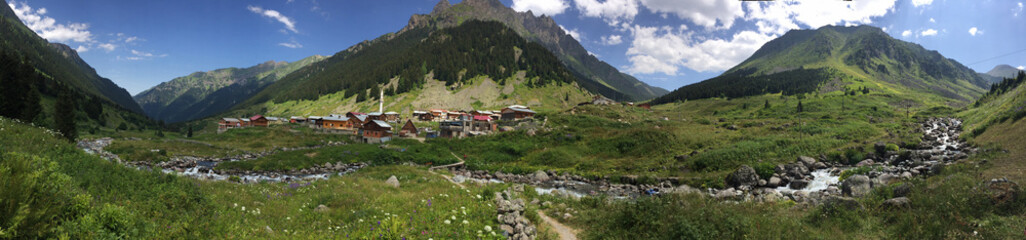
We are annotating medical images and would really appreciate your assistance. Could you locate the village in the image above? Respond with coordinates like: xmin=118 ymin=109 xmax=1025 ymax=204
xmin=216 ymin=92 xmax=538 ymax=143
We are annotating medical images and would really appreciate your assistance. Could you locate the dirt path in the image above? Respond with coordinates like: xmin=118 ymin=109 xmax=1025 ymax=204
xmin=426 ymin=152 xmax=467 ymax=189
xmin=538 ymin=211 xmax=579 ymax=240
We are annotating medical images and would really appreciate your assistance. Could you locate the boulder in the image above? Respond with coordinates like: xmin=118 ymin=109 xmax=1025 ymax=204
xmin=314 ymin=204 xmax=330 ymax=213
xmin=841 ymin=175 xmax=873 ymax=197
xmin=881 ymin=197 xmax=911 ymax=209
xmin=789 ymin=179 xmax=809 ymax=190
xmin=714 ymin=188 xmax=740 ymax=200
xmin=385 ymin=175 xmax=400 ymax=188
xmin=797 ymin=156 xmax=817 ymax=167
xmin=856 ymin=159 xmax=875 ymax=167
xmin=532 ymin=170 xmax=550 ymax=183
xmin=986 ymin=178 xmax=1019 ymax=205
xmin=893 ymin=183 xmax=913 ymax=197
xmin=822 ymin=196 xmax=863 ymax=211
xmin=767 ymin=177 xmax=782 ymax=187
xmin=725 ymin=165 xmax=760 ymax=188
xmin=813 ymin=162 xmax=827 ymax=169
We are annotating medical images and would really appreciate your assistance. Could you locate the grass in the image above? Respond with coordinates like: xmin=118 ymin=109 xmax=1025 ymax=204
xmin=104 ymin=125 xmax=353 ymax=163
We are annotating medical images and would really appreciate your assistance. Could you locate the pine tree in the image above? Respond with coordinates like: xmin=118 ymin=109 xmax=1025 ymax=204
xmin=797 ymin=100 xmax=804 ymax=113
xmin=764 ymin=99 xmax=770 ymax=109
xmin=187 ymin=125 xmax=193 ymax=138
xmin=55 ymin=89 xmax=77 ymax=141
xmin=20 ymin=85 xmax=41 ymax=123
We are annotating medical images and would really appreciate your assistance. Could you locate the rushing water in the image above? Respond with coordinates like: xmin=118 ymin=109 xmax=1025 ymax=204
xmin=774 ymin=169 xmax=842 ymax=193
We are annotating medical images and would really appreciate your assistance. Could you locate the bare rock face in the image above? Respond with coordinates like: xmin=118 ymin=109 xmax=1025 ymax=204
xmin=881 ymin=197 xmax=911 ymax=209
xmin=386 ymin=175 xmax=400 ymax=188
xmin=841 ymin=175 xmax=873 ymax=197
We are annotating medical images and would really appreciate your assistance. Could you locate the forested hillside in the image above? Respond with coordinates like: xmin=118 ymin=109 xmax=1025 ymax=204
xmin=0 ymin=2 xmax=143 ymax=113
xmin=242 ymin=20 xmax=577 ymax=108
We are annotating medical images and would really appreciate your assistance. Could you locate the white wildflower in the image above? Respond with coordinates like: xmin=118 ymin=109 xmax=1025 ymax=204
xmin=484 ymin=226 xmax=492 ymax=232
xmin=462 ymin=220 xmax=469 ymax=224
xmin=444 ymin=220 xmax=451 ymax=225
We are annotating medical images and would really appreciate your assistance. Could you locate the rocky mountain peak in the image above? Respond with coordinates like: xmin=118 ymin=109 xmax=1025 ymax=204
xmin=432 ymin=0 xmax=451 ymax=13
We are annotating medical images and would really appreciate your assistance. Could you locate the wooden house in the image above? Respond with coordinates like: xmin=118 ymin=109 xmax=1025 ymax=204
xmin=362 ymin=120 xmax=393 ymax=144
xmin=290 ymin=116 xmax=307 ymax=123
xmin=307 ymin=116 xmax=323 ymax=127
xmin=219 ymin=118 xmax=242 ymax=130
xmin=472 ymin=115 xmax=497 ymax=132
xmin=638 ymin=103 xmax=651 ymax=109
xmin=321 ymin=116 xmax=351 ymax=130
xmin=384 ymin=112 xmax=399 ymax=122
xmin=501 ymin=107 xmax=536 ymax=121
xmin=367 ymin=112 xmax=384 ymax=121
xmin=399 ymin=119 xmax=418 ymax=137
xmin=418 ymin=113 xmax=435 ymax=121
xmin=348 ymin=115 xmax=368 ymax=129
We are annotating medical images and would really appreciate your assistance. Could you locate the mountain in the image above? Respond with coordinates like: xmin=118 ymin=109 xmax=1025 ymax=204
xmin=0 ymin=2 xmax=143 ymax=113
xmin=231 ymin=20 xmax=595 ymax=118
xmin=134 ymin=55 xmax=325 ymax=123
xmin=405 ymin=0 xmax=667 ymax=101
xmin=652 ymin=25 xmax=989 ymax=105
xmin=986 ymin=64 xmax=1022 ymax=79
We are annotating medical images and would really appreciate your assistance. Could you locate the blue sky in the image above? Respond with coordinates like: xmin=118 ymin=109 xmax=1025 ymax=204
xmin=8 ymin=0 xmax=1026 ymax=95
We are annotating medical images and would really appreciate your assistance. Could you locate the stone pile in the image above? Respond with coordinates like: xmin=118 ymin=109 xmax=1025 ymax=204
xmin=495 ymin=185 xmax=537 ymax=240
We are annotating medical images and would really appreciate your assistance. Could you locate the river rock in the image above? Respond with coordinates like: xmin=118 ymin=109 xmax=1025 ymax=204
xmin=789 ymin=179 xmax=809 ymax=190
xmin=881 ymin=197 xmax=911 ymax=209
xmin=314 ymin=204 xmax=330 ymax=212
xmin=714 ymin=188 xmax=740 ymax=200
xmin=986 ymin=178 xmax=1019 ymax=205
xmin=856 ymin=159 xmax=875 ymax=167
xmin=767 ymin=177 xmax=782 ymax=187
xmin=798 ymin=156 xmax=817 ymax=167
xmin=841 ymin=175 xmax=873 ymax=197
xmin=813 ymin=162 xmax=827 ymax=169
xmin=532 ymin=170 xmax=550 ymax=183
xmin=385 ymin=175 xmax=400 ymax=188
xmin=726 ymin=165 xmax=760 ymax=188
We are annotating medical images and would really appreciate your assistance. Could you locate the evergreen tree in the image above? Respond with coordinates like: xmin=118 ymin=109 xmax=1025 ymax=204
xmin=20 ymin=85 xmax=41 ymax=123
xmin=55 ymin=89 xmax=77 ymax=141
xmin=764 ymin=99 xmax=770 ymax=109
xmin=797 ymin=100 xmax=804 ymax=113
xmin=187 ymin=125 xmax=193 ymax=138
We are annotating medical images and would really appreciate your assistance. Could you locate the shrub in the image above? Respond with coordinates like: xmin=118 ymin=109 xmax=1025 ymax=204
xmin=753 ymin=162 xmax=776 ymax=180
xmin=0 ymin=152 xmax=81 ymax=239
xmin=885 ymin=143 xmax=899 ymax=152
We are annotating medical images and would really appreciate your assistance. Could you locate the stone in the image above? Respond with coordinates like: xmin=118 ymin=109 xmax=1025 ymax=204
xmin=725 ymin=165 xmax=760 ymax=188
xmin=856 ymin=159 xmax=875 ymax=167
xmin=893 ymin=183 xmax=914 ymax=198
xmin=727 ymin=125 xmax=739 ymax=130
xmin=841 ymin=175 xmax=873 ymax=197
xmin=881 ymin=197 xmax=911 ymax=209
xmin=758 ymin=179 xmax=767 ymax=187
xmin=500 ymin=224 xmax=514 ymax=235
xmin=314 ymin=204 xmax=330 ymax=212
xmin=822 ymin=196 xmax=863 ymax=211
xmin=797 ymin=156 xmax=817 ymax=167
xmin=789 ymin=179 xmax=809 ymax=190
xmin=385 ymin=175 xmax=400 ymax=188
xmin=714 ymin=188 xmax=740 ymax=200
xmin=451 ymin=175 xmax=466 ymax=183
xmin=532 ymin=170 xmax=550 ymax=183
xmin=767 ymin=177 xmax=782 ymax=187
xmin=562 ymin=213 xmax=573 ymax=220
xmin=986 ymin=179 xmax=1019 ymax=205
xmin=813 ymin=162 xmax=827 ymax=169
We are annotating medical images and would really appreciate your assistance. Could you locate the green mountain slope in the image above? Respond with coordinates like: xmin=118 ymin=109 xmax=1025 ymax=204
xmin=653 ymin=25 xmax=988 ymax=106
xmin=134 ymin=56 xmax=325 ymax=123
xmin=0 ymin=2 xmax=143 ymax=113
xmin=406 ymin=0 xmax=667 ymax=101
xmin=233 ymin=20 xmax=593 ymax=117
xmin=960 ymin=70 xmax=1026 ymax=136
xmin=986 ymin=64 xmax=1021 ymax=79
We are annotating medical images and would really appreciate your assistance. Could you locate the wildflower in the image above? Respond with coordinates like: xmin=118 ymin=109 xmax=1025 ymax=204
xmin=484 ymin=226 xmax=492 ymax=232
xmin=444 ymin=220 xmax=451 ymax=225
xmin=241 ymin=206 xmax=246 ymax=211
xmin=451 ymin=216 xmax=456 ymax=220
xmin=462 ymin=220 xmax=469 ymax=224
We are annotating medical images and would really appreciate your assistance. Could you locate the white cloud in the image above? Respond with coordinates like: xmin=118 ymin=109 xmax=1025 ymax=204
xmin=131 ymin=49 xmax=153 ymax=57
xmin=901 ymin=30 xmax=912 ymax=38
xmin=639 ymin=0 xmax=744 ymax=30
xmin=75 ymin=45 xmax=89 ymax=53
xmin=572 ymin=0 xmax=640 ymax=26
xmin=8 ymin=1 xmax=93 ymax=43
xmin=512 ymin=0 xmax=569 ymax=17
xmin=279 ymin=40 xmax=303 ymax=49
xmin=1018 ymin=66 xmax=1024 ymax=70
xmin=968 ymin=27 xmax=980 ymax=36
xmin=600 ymin=34 xmax=623 ymax=45
xmin=625 ymin=24 xmax=775 ymax=74
xmin=125 ymin=36 xmax=139 ymax=43
xmin=912 ymin=0 xmax=933 ymax=7
xmin=1017 ymin=2 xmax=1024 ymax=17
xmin=247 ymin=6 xmax=298 ymax=33
xmin=929 ymin=18 xmax=935 ymax=23
xmin=920 ymin=29 xmax=938 ymax=36
xmin=97 ymin=43 xmax=116 ymax=52
xmin=559 ymin=25 xmax=582 ymax=41
xmin=745 ymin=0 xmax=897 ymax=35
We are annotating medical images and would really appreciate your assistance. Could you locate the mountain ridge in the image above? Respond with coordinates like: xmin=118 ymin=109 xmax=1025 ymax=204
xmin=134 ymin=55 xmax=325 ymax=123
xmin=654 ymin=25 xmax=988 ymax=105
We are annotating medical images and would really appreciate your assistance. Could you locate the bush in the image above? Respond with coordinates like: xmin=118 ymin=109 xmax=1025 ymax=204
xmin=885 ymin=143 xmax=900 ymax=152
xmin=0 ymin=152 xmax=82 ymax=239
xmin=753 ymin=162 xmax=776 ymax=180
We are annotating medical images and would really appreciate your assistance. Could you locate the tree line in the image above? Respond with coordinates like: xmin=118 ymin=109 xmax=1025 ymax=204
xmin=651 ymin=67 xmax=836 ymax=105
